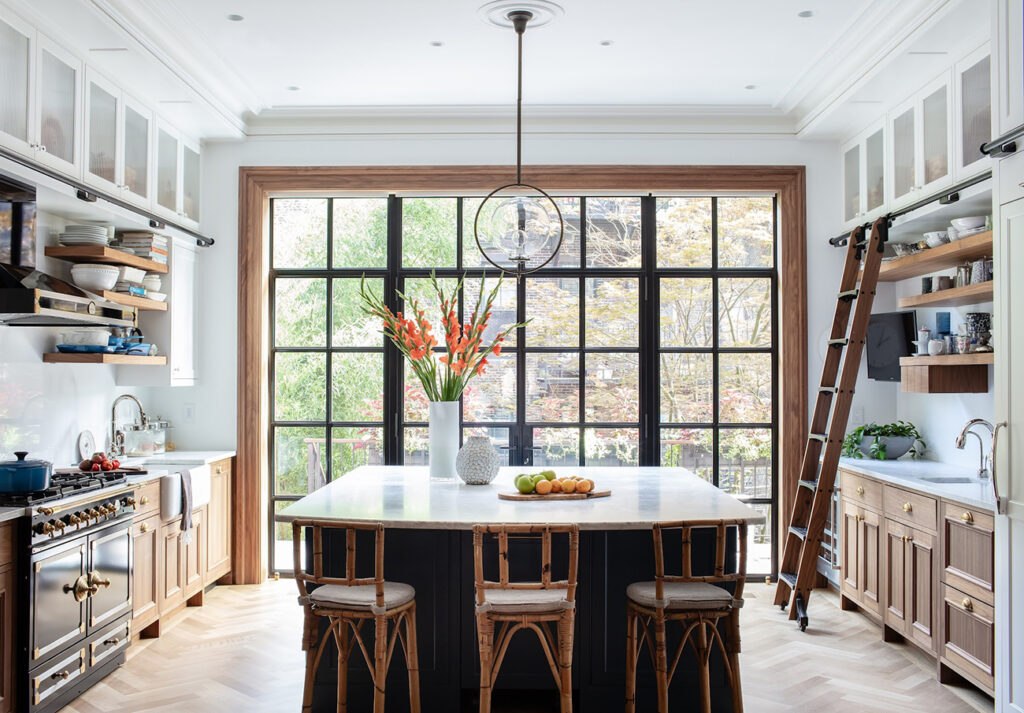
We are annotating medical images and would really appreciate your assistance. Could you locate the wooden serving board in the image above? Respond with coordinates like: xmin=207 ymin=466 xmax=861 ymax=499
xmin=498 ymin=489 xmax=611 ymax=501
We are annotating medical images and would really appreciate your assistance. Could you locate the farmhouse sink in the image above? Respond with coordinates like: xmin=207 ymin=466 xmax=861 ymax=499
xmin=154 ymin=465 xmax=211 ymax=520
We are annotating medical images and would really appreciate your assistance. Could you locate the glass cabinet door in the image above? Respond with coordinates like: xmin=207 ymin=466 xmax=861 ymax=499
xmin=958 ymin=52 xmax=991 ymax=175
xmin=156 ymin=126 xmax=179 ymax=213
xmin=182 ymin=143 xmax=200 ymax=222
xmin=921 ymin=82 xmax=950 ymax=187
xmin=864 ymin=127 xmax=885 ymax=214
xmin=85 ymin=74 xmax=119 ymax=188
xmin=843 ymin=143 xmax=860 ymax=223
xmin=36 ymin=37 xmax=79 ymax=170
xmin=0 ymin=16 xmax=33 ymax=153
xmin=123 ymin=100 xmax=151 ymax=202
xmin=891 ymin=106 xmax=915 ymax=203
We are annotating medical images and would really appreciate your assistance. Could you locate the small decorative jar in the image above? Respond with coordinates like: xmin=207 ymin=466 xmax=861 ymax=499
xmin=456 ymin=436 xmax=500 ymax=485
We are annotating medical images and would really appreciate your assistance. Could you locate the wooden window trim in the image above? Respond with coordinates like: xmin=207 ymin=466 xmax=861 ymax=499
xmin=235 ymin=165 xmax=807 ymax=584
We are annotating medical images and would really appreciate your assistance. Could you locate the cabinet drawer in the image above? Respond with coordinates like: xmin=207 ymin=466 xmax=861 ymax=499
xmin=884 ymin=486 xmax=937 ymax=531
xmin=840 ymin=471 xmax=882 ymax=510
xmin=942 ymin=583 xmax=994 ymax=694
xmin=134 ymin=480 xmax=161 ymax=518
xmin=998 ymin=146 xmax=1024 ymax=205
xmin=0 ymin=522 xmax=14 ymax=567
xmin=31 ymin=647 xmax=86 ymax=707
xmin=942 ymin=501 xmax=994 ymax=604
xmin=88 ymin=618 xmax=130 ymax=667
xmin=210 ymin=458 xmax=232 ymax=477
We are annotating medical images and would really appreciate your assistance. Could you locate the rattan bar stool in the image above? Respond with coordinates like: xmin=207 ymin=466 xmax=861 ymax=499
xmin=472 ymin=523 xmax=580 ymax=713
xmin=625 ymin=519 xmax=748 ymax=713
xmin=292 ymin=520 xmax=420 ymax=713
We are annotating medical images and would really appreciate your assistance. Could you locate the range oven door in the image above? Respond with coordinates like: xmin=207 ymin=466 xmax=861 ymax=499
xmin=87 ymin=522 xmax=132 ymax=629
xmin=29 ymin=537 xmax=87 ymax=666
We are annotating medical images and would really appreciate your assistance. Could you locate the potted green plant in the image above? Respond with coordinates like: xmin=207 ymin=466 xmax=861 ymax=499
xmin=842 ymin=421 xmax=926 ymax=460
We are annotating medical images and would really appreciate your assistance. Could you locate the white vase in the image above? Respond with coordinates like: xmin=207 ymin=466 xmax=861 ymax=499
xmin=456 ymin=436 xmax=500 ymax=485
xmin=428 ymin=401 xmax=459 ymax=481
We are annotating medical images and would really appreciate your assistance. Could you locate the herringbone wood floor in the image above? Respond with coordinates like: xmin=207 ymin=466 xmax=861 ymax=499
xmin=59 ymin=582 xmax=992 ymax=713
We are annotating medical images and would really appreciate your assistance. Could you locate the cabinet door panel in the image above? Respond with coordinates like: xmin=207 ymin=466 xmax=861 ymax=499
xmin=860 ymin=508 xmax=882 ymax=615
xmin=841 ymin=500 xmax=861 ymax=599
xmin=0 ymin=15 xmax=33 ymax=155
xmin=921 ymin=81 xmax=951 ymax=188
xmin=170 ymin=242 xmax=197 ymax=383
xmin=843 ymin=143 xmax=860 ymax=223
xmin=957 ymin=49 xmax=991 ymax=178
xmin=122 ymin=98 xmax=151 ymax=203
xmin=156 ymin=126 xmax=179 ymax=212
xmin=0 ymin=565 xmax=13 ymax=713
xmin=182 ymin=142 xmax=200 ymax=222
xmin=864 ymin=127 xmax=885 ymax=214
xmin=891 ymin=104 xmax=916 ymax=203
xmin=160 ymin=520 xmax=184 ymax=611
xmin=884 ymin=519 xmax=908 ymax=632
xmin=132 ymin=515 xmax=160 ymax=630
xmin=207 ymin=461 xmax=232 ymax=581
xmin=84 ymin=70 xmax=120 ymax=191
xmin=35 ymin=35 xmax=79 ymax=172
xmin=908 ymin=529 xmax=936 ymax=652
xmin=184 ymin=507 xmax=205 ymax=596
xmin=88 ymin=525 xmax=132 ymax=630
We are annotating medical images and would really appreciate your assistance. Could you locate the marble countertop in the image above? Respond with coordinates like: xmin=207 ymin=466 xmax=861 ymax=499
xmin=120 ymin=450 xmax=235 ymax=467
xmin=279 ymin=466 xmax=764 ymax=530
xmin=837 ymin=458 xmax=997 ymax=511
xmin=0 ymin=506 xmax=23 ymax=523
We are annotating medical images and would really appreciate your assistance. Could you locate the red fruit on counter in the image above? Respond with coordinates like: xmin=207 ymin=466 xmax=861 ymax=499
xmin=111 ymin=459 xmax=120 ymax=469
xmin=91 ymin=463 xmax=101 ymax=472
xmin=79 ymin=459 xmax=93 ymax=471
xmin=101 ymin=461 xmax=114 ymax=471
xmin=91 ymin=453 xmax=104 ymax=464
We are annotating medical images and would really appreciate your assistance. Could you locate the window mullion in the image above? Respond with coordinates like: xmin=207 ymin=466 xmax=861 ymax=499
xmin=640 ymin=195 xmax=658 ymax=466
xmin=384 ymin=194 xmax=402 ymax=464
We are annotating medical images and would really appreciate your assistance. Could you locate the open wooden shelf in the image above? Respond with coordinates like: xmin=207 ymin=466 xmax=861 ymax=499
xmin=43 ymin=353 xmax=166 ymax=365
xmin=900 ymin=352 xmax=994 ymax=366
xmin=45 ymin=246 xmax=169 ymax=274
xmin=99 ymin=290 xmax=168 ymax=311
xmin=898 ymin=281 xmax=994 ymax=309
xmin=877 ymin=231 xmax=992 ymax=282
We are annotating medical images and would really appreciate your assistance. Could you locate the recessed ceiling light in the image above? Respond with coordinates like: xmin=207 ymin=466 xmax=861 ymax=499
xmin=430 ymin=40 xmax=444 ymax=47
xmin=226 ymin=13 xmax=244 ymax=22
xmin=745 ymin=84 xmax=757 ymax=90
xmin=287 ymin=86 xmax=301 ymax=91
xmin=89 ymin=47 xmax=129 ymax=53
xmin=600 ymin=40 xmax=613 ymax=46
xmin=797 ymin=10 xmax=814 ymax=18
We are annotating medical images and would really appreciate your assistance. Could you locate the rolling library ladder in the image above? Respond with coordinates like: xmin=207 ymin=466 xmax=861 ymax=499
xmin=774 ymin=217 xmax=887 ymax=630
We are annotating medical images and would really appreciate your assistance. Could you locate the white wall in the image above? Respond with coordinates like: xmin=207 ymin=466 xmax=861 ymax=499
xmin=166 ymin=130 xmax=899 ymax=452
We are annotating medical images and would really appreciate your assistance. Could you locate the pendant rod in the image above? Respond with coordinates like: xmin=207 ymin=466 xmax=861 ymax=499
xmin=511 ymin=11 xmax=531 ymax=186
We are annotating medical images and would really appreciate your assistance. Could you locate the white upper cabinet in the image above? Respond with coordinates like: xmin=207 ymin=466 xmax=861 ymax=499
xmin=954 ymin=44 xmax=993 ymax=179
xmin=122 ymin=96 xmax=153 ymax=206
xmin=0 ymin=13 xmax=34 ymax=157
xmin=840 ymin=120 xmax=886 ymax=231
xmin=34 ymin=34 xmax=81 ymax=176
xmin=886 ymin=71 xmax=954 ymax=210
xmin=84 ymin=68 xmax=121 ymax=193
xmin=182 ymin=139 xmax=200 ymax=223
xmin=154 ymin=122 xmax=200 ymax=228
xmin=993 ymin=0 xmax=1023 ymax=139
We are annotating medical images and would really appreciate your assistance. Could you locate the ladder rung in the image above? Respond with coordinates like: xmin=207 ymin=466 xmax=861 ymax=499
xmin=808 ymin=433 xmax=827 ymax=443
xmin=789 ymin=526 xmax=808 ymax=540
xmin=828 ymin=339 xmax=848 ymax=348
xmin=799 ymin=479 xmax=818 ymax=490
xmin=818 ymin=386 xmax=838 ymax=393
xmin=779 ymin=572 xmax=797 ymax=589
xmin=837 ymin=289 xmax=859 ymax=301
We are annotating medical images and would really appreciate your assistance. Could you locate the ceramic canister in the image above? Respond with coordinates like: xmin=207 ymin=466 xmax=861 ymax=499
xmin=928 ymin=339 xmax=946 ymax=356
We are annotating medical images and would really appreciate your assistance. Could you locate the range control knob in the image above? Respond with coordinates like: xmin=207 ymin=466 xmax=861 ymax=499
xmin=35 ymin=521 xmax=55 ymax=536
xmin=122 ymin=497 xmax=136 ymax=508
xmin=66 ymin=513 xmax=83 ymax=526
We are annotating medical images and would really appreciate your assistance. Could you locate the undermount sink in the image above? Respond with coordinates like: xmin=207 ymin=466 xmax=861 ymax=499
xmin=919 ymin=476 xmax=977 ymax=484
xmin=156 ymin=465 xmax=211 ymax=520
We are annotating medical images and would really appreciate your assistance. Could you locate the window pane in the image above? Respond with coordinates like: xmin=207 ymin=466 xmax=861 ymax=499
xmin=532 ymin=428 xmax=579 ymax=467
xmin=719 ymin=353 xmax=772 ymax=423
xmin=656 ymin=197 xmax=712 ymax=267
xmin=585 ymin=353 xmax=638 ymax=422
xmin=659 ymin=353 xmax=712 ymax=423
xmin=333 ymin=278 xmax=382 ymax=347
xmin=404 ymin=427 xmax=429 ymax=464
xmin=526 ymin=277 xmax=579 ymax=347
xmin=586 ymin=197 xmax=641 ymax=267
xmin=331 ymin=426 xmax=384 ymax=479
xmin=464 ymin=275 xmax=518 ymax=347
xmin=403 ymin=277 xmax=458 ymax=333
xmin=463 ymin=196 xmax=581 ymax=269
xmin=747 ymin=503 xmax=772 ymax=574
xmin=275 ymin=278 xmax=326 ymax=347
xmin=275 ymin=353 xmax=326 ymax=422
xmin=463 ymin=353 xmax=516 ymax=422
xmin=584 ymin=428 xmax=639 ymax=466
xmin=660 ymin=278 xmax=712 ymax=348
xmin=586 ymin=277 xmax=638 ymax=347
xmin=463 ymin=427 xmax=510 ymax=466
xmin=659 ymin=428 xmax=712 ymax=481
xmin=718 ymin=278 xmax=772 ymax=348
xmin=717 ymin=197 xmax=774 ymax=268
xmin=403 ymin=198 xmax=456 ymax=268
xmin=403 ymin=361 xmax=431 ymax=422
xmin=718 ymin=428 xmax=772 ymax=499
xmin=526 ymin=353 xmax=579 ymax=422
xmin=273 ymin=198 xmax=327 ymax=269
xmin=274 ymin=500 xmax=301 ymax=549
xmin=274 ymin=426 xmax=325 ymax=495
xmin=332 ymin=198 xmax=387 ymax=268
xmin=332 ymin=353 xmax=383 ymax=422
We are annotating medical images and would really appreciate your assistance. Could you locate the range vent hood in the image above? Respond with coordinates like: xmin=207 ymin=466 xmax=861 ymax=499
xmin=0 ymin=264 xmax=136 ymax=327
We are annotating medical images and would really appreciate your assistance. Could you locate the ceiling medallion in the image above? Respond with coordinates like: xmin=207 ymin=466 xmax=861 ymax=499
xmin=474 ymin=9 xmax=564 ymax=279
xmin=477 ymin=0 xmax=564 ymax=28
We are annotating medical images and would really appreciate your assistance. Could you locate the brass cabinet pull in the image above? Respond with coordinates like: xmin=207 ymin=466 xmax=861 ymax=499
xmin=104 ymin=637 xmax=120 ymax=646
xmin=140 ymin=496 xmax=150 ymax=505
xmin=961 ymin=511 xmax=974 ymax=524
xmin=216 ymin=465 xmax=223 ymax=474
xmin=903 ymin=502 xmax=913 ymax=513
xmin=856 ymin=486 xmax=865 ymax=495
xmin=140 ymin=522 xmax=149 ymax=533
xmin=961 ymin=597 xmax=974 ymax=612
xmin=51 ymin=670 xmax=70 ymax=681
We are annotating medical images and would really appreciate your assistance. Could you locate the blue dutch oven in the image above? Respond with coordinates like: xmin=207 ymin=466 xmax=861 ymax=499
xmin=0 ymin=451 xmax=52 ymax=493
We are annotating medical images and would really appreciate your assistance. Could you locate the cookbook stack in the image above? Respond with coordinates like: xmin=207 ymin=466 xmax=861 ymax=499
xmin=115 ymin=231 xmax=169 ymax=265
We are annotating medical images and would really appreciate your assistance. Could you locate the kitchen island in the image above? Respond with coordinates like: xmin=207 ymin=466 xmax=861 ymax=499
xmin=280 ymin=466 xmax=763 ymax=712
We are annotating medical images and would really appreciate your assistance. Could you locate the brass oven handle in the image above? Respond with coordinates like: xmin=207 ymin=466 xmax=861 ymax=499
xmin=63 ymin=576 xmax=99 ymax=602
xmin=961 ymin=511 xmax=974 ymax=524
xmin=51 ymin=670 xmax=70 ymax=681
xmin=88 ymin=571 xmax=112 ymax=589
xmin=37 ymin=506 xmax=54 ymax=516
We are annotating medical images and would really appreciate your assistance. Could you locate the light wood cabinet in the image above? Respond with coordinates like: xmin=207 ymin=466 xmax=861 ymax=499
xmin=884 ymin=519 xmax=937 ymax=653
xmin=131 ymin=514 xmax=160 ymax=632
xmin=184 ymin=506 xmax=206 ymax=598
xmin=840 ymin=497 xmax=881 ymax=618
xmin=941 ymin=584 xmax=995 ymax=693
xmin=207 ymin=458 xmax=233 ymax=582
xmin=0 ymin=521 xmax=15 ymax=713
xmin=159 ymin=516 xmax=185 ymax=614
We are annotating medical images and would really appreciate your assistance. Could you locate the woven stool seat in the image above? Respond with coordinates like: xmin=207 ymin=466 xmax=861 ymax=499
xmin=310 ymin=582 xmax=415 ymax=612
xmin=625 ymin=581 xmax=738 ymax=611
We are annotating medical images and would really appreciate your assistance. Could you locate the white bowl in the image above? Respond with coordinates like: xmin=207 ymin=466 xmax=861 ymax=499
xmin=924 ymin=231 xmax=949 ymax=247
xmin=70 ymin=264 xmax=119 ymax=292
xmin=117 ymin=266 xmax=146 ymax=284
xmin=58 ymin=329 xmax=110 ymax=346
xmin=141 ymin=275 xmax=162 ymax=292
xmin=146 ymin=291 xmax=167 ymax=302
xmin=950 ymin=216 xmax=986 ymax=231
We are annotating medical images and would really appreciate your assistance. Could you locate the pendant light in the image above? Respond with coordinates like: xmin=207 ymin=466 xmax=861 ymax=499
xmin=474 ymin=10 xmax=564 ymax=278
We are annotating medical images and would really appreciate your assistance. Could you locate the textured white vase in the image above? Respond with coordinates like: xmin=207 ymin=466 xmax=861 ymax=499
xmin=456 ymin=436 xmax=500 ymax=485
xmin=428 ymin=401 xmax=459 ymax=481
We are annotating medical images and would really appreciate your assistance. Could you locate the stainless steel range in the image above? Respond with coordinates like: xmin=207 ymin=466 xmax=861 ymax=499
xmin=1 ymin=470 xmax=139 ymax=713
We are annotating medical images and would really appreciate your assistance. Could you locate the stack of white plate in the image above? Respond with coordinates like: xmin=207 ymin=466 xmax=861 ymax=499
xmin=58 ymin=225 xmax=111 ymax=246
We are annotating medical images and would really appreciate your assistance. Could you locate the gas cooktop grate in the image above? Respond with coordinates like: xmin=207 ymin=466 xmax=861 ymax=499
xmin=0 ymin=471 xmax=130 ymax=506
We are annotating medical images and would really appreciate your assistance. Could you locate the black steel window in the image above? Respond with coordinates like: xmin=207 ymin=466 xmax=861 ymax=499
xmin=269 ymin=194 xmax=777 ymax=576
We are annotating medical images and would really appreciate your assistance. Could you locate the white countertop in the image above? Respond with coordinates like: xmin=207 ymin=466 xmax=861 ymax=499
xmin=121 ymin=450 xmax=235 ymax=467
xmin=0 ymin=506 xmax=22 ymax=523
xmin=837 ymin=457 xmax=997 ymax=511
xmin=278 ymin=466 xmax=764 ymax=530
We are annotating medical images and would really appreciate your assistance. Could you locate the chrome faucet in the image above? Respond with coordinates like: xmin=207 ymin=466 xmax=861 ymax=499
xmin=955 ymin=418 xmax=994 ymax=479
xmin=110 ymin=394 xmax=148 ymax=457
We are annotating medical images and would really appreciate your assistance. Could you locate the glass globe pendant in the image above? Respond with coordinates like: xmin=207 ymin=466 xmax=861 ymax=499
xmin=474 ymin=10 xmax=563 ymax=277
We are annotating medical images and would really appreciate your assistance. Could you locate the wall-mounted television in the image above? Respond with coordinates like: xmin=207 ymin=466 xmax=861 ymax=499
xmin=0 ymin=176 xmax=37 ymax=268
xmin=866 ymin=311 xmax=917 ymax=381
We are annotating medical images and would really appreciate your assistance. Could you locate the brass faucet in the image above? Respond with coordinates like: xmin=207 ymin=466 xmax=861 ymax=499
xmin=955 ymin=418 xmax=994 ymax=479
xmin=110 ymin=394 xmax=148 ymax=457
